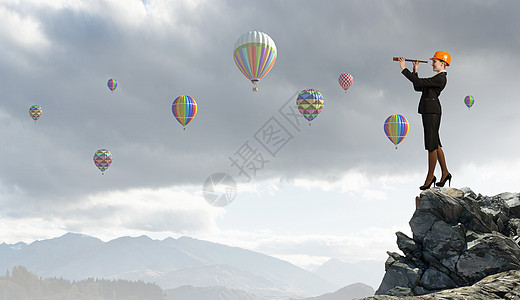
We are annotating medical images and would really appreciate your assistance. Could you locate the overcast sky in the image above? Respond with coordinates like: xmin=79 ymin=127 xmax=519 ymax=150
xmin=1 ymin=0 xmax=520 ymax=288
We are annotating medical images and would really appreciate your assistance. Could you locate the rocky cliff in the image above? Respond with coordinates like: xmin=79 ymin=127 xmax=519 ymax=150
xmin=361 ymin=269 xmax=520 ymax=299
xmin=372 ymin=187 xmax=520 ymax=297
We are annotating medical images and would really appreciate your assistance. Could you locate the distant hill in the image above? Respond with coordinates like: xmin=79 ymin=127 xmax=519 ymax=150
xmin=0 ymin=233 xmax=337 ymax=298
xmin=163 ymin=282 xmax=375 ymax=300
xmin=294 ymin=283 xmax=375 ymax=300
xmin=0 ymin=266 xmax=169 ymax=300
xmin=165 ymin=285 xmax=266 ymax=300
xmin=313 ymin=258 xmax=384 ymax=290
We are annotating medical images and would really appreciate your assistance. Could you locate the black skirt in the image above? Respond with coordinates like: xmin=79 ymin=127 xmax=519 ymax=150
xmin=422 ymin=114 xmax=442 ymax=151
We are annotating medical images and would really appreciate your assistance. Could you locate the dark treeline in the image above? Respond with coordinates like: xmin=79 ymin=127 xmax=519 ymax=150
xmin=0 ymin=266 xmax=173 ymax=300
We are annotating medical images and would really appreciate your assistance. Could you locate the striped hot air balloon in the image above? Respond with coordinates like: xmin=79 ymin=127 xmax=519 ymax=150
xmin=233 ymin=31 xmax=277 ymax=92
xmin=172 ymin=95 xmax=198 ymax=130
xmin=107 ymin=78 xmax=117 ymax=92
xmin=384 ymin=114 xmax=409 ymax=149
xmin=464 ymin=95 xmax=474 ymax=109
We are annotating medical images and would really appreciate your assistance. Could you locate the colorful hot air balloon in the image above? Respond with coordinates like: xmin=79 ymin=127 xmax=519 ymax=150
xmin=107 ymin=78 xmax=117 ymax=92
xmin=384 ymin=114 xmax=409 ymax=149
xmin=338 ymin=73 xmax=354 ymax=92
xmin=93 ymin=149 xmax=112 ymax=175
xmin=296 ymin=89 xmax=324 ymax=125
xmin=29 ymin=105 xmax=42 ymax=122
xmin=233 ymin=31 xmax=277 ymax=92
xmin=172 ymin=95 xmax=198 ymax=130
xmin=464 ymin=95 xmax=474 ymax=109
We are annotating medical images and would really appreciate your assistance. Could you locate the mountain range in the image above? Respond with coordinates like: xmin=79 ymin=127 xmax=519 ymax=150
xmin=166 ymin=283 xmax=375 ymax=300
xmin=314 ymin=258 xmax=383 ymax=290
xmin=0 ymin=233 xmax=377 ymax=298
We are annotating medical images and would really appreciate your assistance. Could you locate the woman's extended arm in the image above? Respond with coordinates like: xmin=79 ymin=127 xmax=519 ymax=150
xmin=401 ymin=68 xmax=446 ymax=89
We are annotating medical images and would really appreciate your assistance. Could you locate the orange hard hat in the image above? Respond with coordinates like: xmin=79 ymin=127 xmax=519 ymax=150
xmin=430 ymin=51 xmax=451 ymax=66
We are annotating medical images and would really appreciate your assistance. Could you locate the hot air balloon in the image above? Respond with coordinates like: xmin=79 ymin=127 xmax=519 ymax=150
xmin=172 ymin=95 xmax=197 ymax=130
xmin=338 ymin=73 xmax=353 ymax=92
xmin=107 ymin=78 xmax=117 ymax=92
xmin=464 ymin=95 xmax=474 ymax=109
xmin=384 ymin=114 xmax=409 ymax=149
xmin=29 ymin=105 xmax=42 ymax=122
xmin=93 ymin=149 xmax=112 ymax=175
xmin=233 ymin=31 xmax=277 ymax=92
xmin=296 ymin=89 xmax=324 ymax=125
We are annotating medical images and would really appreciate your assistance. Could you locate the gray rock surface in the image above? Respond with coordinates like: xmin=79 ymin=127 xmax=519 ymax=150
xmin=374 ymin=187 xmax=520 ymax=296
xmin=357 ymin=269 xmax=520 ymax=299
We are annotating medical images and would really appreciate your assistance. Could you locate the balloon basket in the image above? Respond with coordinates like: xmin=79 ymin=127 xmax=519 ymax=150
xmin=251 ymin=80 xmax=259 ymax=92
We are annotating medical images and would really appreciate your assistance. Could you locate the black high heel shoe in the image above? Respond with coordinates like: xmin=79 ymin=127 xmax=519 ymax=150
xmin=420 ymin=176 xmax=436 ymax=190
xmin=437 ymin=173 xmax=452 ymax=187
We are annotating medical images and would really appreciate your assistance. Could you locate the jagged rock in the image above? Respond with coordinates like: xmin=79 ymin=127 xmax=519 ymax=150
xmin=456 ymin=233 xmax=520 ymax=282
xmin=502 ymin=192 xmax=520 ymax=217
xmin=459 ymin=187 xmax=477 ymax=199
xmin=358 ymin=270 xmax=520 ymax=299
xmin=422 ymin=220 xmax=465 ymax=260
xmin=374 ymin=187 xmax=520 ymax=297
xmin=509 ymin=218 xmax=520 ymax=237
xmin=419 ymin=267 xmax=457 ymax=291
xmin=396 ymin=232 xmax=420 ymax=259
xmin=383 ymin=252 xmax=401 ymax=271
xmin=376 ymin=254 xmax=422 ymax=295
xmin=386 ymin=286 xmax=412 ymax=297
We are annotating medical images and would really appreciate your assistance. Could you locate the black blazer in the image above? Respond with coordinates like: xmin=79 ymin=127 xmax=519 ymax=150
xmin=402 ymin=69 xmax=447 ymax=115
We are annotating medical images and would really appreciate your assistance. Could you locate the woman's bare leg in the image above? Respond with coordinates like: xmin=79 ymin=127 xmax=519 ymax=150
xmin=436 ymin=146 xmax=450 ymax=180
xmin=424 ymin=149 xmax=437 ymax=185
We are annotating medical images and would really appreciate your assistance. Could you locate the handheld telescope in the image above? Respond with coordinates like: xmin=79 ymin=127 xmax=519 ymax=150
xmin=393 ymin=57 xmax=428 ymax=63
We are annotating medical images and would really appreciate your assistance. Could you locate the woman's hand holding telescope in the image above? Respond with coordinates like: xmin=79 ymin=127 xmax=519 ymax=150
xmin=394 ymin=57 xmax=426 ymax=72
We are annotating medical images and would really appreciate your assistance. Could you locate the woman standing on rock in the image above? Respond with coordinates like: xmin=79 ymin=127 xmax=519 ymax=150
xmin=398 ymin=51 xmax=452 ymax=190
